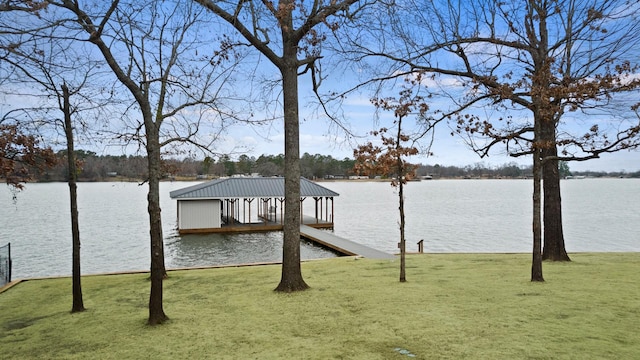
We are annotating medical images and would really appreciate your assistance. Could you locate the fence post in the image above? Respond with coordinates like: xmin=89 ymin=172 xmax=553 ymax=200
xmin=417 ymin=239 xmax=424 ymax=253
xmin=0 ymin=242 xmax=11 ymax=286
xmin=8 ymin=242 xmax=11 ymax=283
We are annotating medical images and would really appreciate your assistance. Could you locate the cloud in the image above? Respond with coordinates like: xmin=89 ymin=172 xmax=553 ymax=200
xmin=343 ymin=95 xmax=374 ymax=107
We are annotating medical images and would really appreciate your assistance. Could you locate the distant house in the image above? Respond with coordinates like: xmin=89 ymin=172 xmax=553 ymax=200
xmin=169 ymin=177 xmax=339 ymax=234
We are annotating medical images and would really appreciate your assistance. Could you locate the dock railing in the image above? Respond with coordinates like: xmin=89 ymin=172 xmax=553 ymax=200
xmin=0 ymin=242 xmax=11 ymax=287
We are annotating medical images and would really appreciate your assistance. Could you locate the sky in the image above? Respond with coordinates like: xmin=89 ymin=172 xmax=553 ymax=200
xmin=205 ymin=31 xmax=640 ymax=174
xmin=5 ymin=54 xmax=638 ymax=175
xmin=213 ymin=79 xmax=640 ymax=173
xmin=220 ymin=111 xmax=640 ymax=173
xmin=3 ymin=0 xmax=639 ymax=174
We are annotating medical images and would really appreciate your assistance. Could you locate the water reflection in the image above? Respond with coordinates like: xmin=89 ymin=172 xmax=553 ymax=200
xmin=165 ymin=231 xmax=338 ymax=269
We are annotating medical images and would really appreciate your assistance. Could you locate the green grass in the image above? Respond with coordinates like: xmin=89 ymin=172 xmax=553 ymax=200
xmin=1 ymin=253 xmax=639 ymax=359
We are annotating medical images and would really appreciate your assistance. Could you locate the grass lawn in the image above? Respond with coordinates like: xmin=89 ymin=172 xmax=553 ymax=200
xmin=1 ymin=253 xmax=638 ymax=359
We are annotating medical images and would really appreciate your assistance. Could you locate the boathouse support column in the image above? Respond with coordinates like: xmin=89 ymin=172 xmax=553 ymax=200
xmin=261 ymin=198 xmax=270 ymax=224
xmin=244 ymin=198 xmax=254 ymax=224
xmin=324 ymin=197 xmax=328 ymax=222
xmin=223 ymin=199 xmax=228 ymax=224
xmin=235 ymin=198 xmax=240 ymax=224
xmin=278 ymin=198 xmax=285 ymax=224
xmin=229 ymin=198 xmax=239 ymax=225
xmin=331 ymin=197 xmax=334 ymax=223
xmin=313 ymin=197 xmax=320 ymax=223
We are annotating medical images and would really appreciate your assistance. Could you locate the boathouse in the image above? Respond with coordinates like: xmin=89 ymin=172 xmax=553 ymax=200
xmin=169 ymin=177 xmax=338 ymax=234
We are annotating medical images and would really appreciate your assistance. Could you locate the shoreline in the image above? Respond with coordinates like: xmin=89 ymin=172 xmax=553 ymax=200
xmin=4 ymin=251 xmax=638 ymax=294
xmin=10 ymin=176 xmax=497 ymax=183
xmin=5 ymin=175 xmax=636 ymax=185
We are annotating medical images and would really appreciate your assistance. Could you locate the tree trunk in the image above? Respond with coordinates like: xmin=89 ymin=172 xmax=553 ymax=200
xmin=532 ymin=143 xmax=544 ymax=282
xmin=146 ymin=124 xmax=168 ymax=325
xmin=542 ymin=138 xmax=571 ymax=261
xmin=397 ymin=118 xmax=406 ymax=283
xmin=398 ymin=174 xmax=406 ymax=283
xmin=63 ymin=84 xmax=85 ymax=313
xmin=274 ymin=49 xmax=309 ymax=292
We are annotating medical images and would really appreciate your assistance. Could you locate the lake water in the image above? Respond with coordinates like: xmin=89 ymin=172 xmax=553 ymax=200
xmin=1 ymin=179 xmax=638 ymax=279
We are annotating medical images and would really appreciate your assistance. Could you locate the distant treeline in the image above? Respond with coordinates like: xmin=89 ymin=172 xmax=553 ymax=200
xmin=30 ymin=150 xmax=640 ymax=182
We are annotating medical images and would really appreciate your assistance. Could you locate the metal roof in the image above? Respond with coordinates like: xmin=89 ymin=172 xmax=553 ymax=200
xmin=169 ymin=177 xmax=339 ymax=199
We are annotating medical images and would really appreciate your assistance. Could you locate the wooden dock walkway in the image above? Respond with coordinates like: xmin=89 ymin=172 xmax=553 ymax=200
xmin=300 ymin=225 xmax=395 ymax=260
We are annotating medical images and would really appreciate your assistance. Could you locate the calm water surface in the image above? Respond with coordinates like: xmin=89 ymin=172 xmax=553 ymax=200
xmin=327 ymin=179 xmax=640 ymax=253
xmin=1 ymin=179 xmax=638 ymax=279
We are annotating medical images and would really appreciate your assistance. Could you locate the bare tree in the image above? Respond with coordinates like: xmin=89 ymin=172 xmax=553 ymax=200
xmin=347 ymin=0 xmax=640 ymax=279
xmin=0 ymin=3 xmax=58 ymax=193
xmin=0 ymin=9 xmax=112 ymax=310
xmin=194 ymin=0 xmax=371 ymax=292
xmin=61 ymin=83 xmax=85 ymax=312
xmin=16 ymin=0 xmax=243 ymax=325
xmin=353 ymin=88 xmax=425 ymax=282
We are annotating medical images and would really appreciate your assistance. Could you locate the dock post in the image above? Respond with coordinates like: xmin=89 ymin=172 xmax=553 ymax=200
xmin=417 ymin=239 xmax=424 ymax=253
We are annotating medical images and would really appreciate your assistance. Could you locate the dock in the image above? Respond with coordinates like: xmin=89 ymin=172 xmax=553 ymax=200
xmin=179 ymin=215 xmax=334 ymax=234
xmin=300 ymin=225 xmax=395 ymax=260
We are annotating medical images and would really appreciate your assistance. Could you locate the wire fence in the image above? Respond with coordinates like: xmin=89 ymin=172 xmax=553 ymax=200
xmin=0 ymin=243 xmax=11 ymax=287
